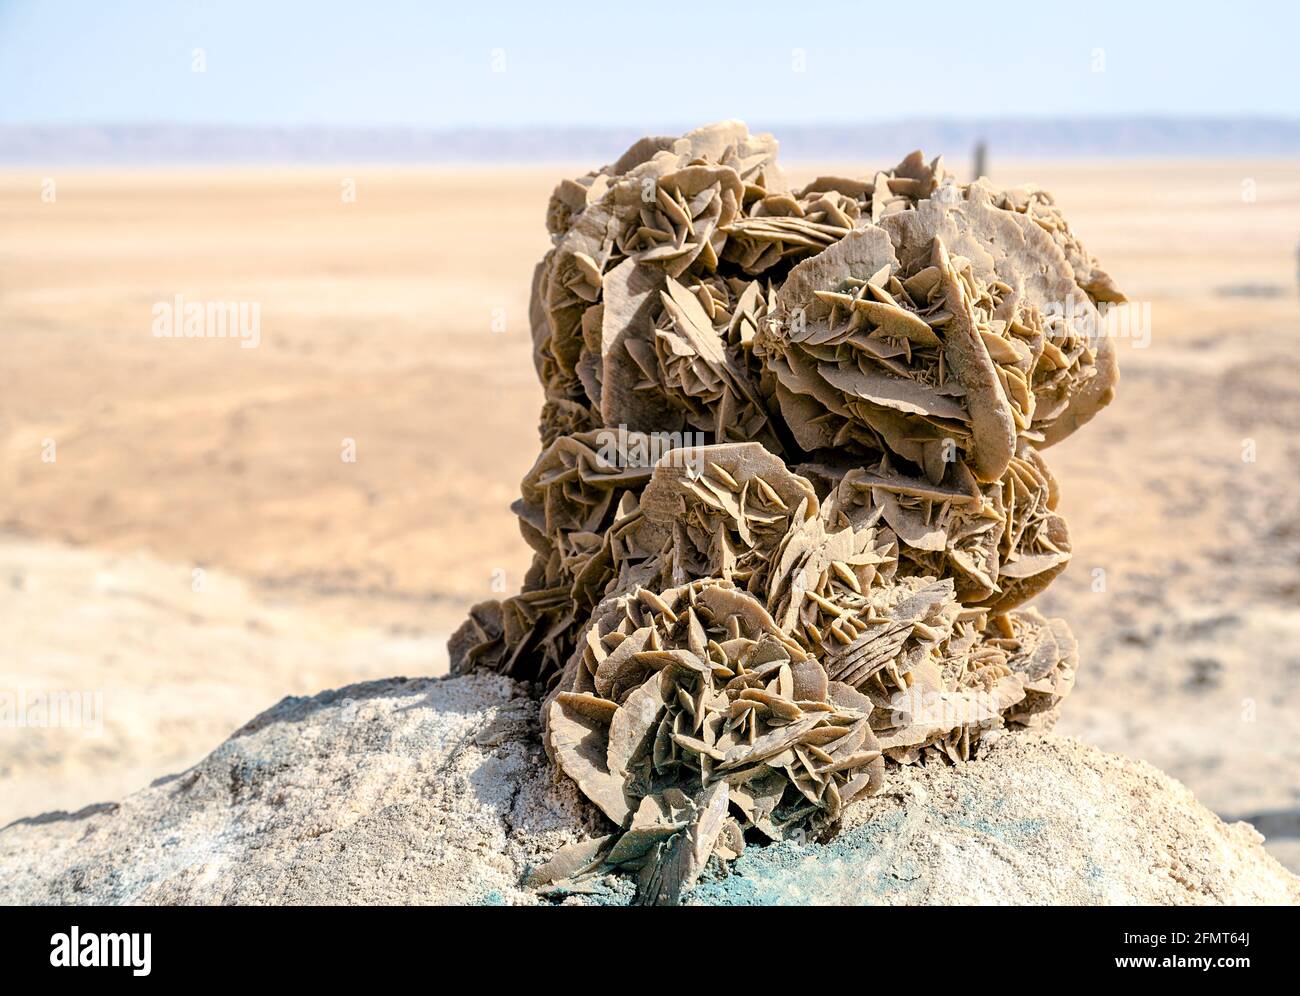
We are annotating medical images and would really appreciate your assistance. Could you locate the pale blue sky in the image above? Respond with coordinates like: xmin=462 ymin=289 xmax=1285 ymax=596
xmin=1 ymin=0 xmax=1296 ymax=127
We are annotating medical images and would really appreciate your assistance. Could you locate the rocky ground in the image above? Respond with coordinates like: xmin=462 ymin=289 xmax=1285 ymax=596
xmin=1 ymin=673 xmax=1294 ymax=906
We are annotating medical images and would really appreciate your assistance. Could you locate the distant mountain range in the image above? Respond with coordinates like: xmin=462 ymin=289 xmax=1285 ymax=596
xmin=3 ymin=118 xmax=1299 ymax=164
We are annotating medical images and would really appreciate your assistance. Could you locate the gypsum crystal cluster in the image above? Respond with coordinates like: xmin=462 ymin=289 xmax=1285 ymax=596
xmin=449 ymin=121 xmax=1119 ymax=902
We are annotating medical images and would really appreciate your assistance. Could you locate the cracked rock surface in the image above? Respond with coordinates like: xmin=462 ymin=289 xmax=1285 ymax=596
xmin=1 ymin=674 xmax=1295 ymax=905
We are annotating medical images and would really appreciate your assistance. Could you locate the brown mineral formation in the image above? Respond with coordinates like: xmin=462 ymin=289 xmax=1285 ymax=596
xmin=449 ymin=121 xmax=1120 ymax=903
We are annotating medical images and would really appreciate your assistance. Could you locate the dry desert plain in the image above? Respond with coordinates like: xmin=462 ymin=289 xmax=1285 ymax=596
xmin=1 ymin=158 xmax=1299 ymax=871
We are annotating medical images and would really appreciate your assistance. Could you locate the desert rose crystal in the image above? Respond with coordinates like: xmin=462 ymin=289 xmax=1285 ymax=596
xmin=450 ymin=121 xmax=1119 ymax=903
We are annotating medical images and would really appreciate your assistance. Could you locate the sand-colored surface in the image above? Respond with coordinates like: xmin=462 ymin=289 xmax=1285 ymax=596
xmin=2 ymin=160 xmax=1298 ymax=867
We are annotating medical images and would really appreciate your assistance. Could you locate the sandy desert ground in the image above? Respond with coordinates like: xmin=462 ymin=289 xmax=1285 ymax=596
xmin=2 ymin=157 xmax=1298 ymax=870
